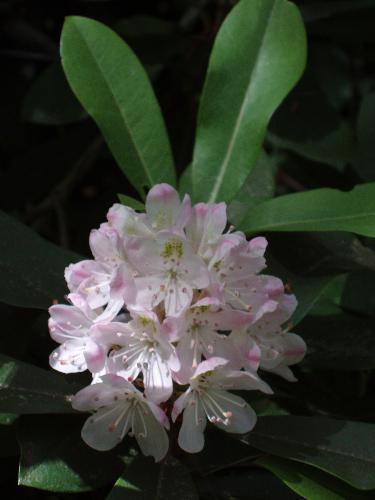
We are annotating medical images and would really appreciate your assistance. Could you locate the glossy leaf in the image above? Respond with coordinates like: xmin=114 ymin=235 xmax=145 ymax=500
xmin=22 ymin=61 xmax=87 ymax=125
xmin=61 ymin=16 xmax=176 ymax=198
xmin=298 ymin=314 xmax=375 ymax=370
xmin=269 ymin=71 xmax=353 ymax=170
xmin=301 ymin=0 xmax=375 ymax=22
xmin=118 ymin=194 xmax=145 ymax=212
xmin=355 ymin=92 xmax=375 ymax=181
xmin=290 ymin=274 xmax=344 ymax=326
xmin=197 ymin=466 xmax=300 ymax=500
xmin=18 ymin=415 xmax=125 ymax=492
xmin=239 ymin=183 xmax=375 ymax=237
xmin=107 ymin=455 xmax=198 ymax=499
xmin=0 ymin=211 xmax=79 ymax=309
xmin=0 ymin=354 xmax=79 ymax=414
xmin=265 ymin=257 xmax=344 ymax=326
xmin=227 ymin=151 xmax=275 ymax=226
xmin=243 ymin=416 xmax=375 ymax=489
xmin=191 ymin=0 xmax=306 ymax=203
xmin=258 ymin=456 xmax=375 ymax=499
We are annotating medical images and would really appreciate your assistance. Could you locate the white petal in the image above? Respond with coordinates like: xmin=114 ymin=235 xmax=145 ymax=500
xmin=49 ymin=341 xmax=87 ymax=373
xmin=174 ymin=332 xmax=198 ymax=385
xmin=144 ymin=352 xmax=173 ymax=404
xmin=205 ymin=390 xmax=257 ymax=434
xmin=171 ymin=389 xmax=191 ymax=422
xmin=81 ymin=402 xmax=132 ymax=451
xmin=164 ymin=279 xmax=192 ymax=317
xmin=133 ymin=403 xmax=169 ymax=462
xmin=145 ymin=183 xmax=181 ymax=231
xmin=177 ymin=394 xmax=206 ymax=454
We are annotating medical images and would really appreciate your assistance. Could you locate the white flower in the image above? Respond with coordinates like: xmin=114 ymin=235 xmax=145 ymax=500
xmin=172 ymin=357 xmax=272 ymax=453
xmin=93 ymin=311 xmax=180 ymax=403
xmin=48 ymin=183 xmax=307 ymax=458
xmin=126 ymin=233 xmax=209 ymax=316
xmin=72 ymin=374 xmax=169 ymax=462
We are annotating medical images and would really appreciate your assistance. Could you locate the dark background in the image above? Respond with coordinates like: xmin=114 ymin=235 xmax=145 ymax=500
xmin=1 ymin=0 xmax=375 ymax=498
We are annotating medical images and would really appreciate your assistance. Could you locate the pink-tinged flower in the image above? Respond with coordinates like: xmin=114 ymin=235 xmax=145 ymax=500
xmin=72 ymin=374 xmax=169 ymax=461
xmin=93 ymin=311 xmax=180 ymax=403
xmin=166 ymin=299 xmax=252 ymax=384
xmin=89 ymin=225 xmax=127 ymax=267
xmin=126 ymin=233 xmax=209 ymax=316
xmin=107 ymin=203 xmax=154 ymax=238
xmin=172 ymin=357 xmax=272 ymax=453
xmin=185 ymin=202 xmax=227 ymax=260
xmin=48 ymin=296 xmax=107 ymax=374
xmin=65 ymin=261 xmax=136 ymax=321
xmin=233 ymin=293 xmax=306 ymax=381
xmin=145 ymin=183 xmax=192 ymax=233
xmin=210 ymin=236 xmax=284 ymax=318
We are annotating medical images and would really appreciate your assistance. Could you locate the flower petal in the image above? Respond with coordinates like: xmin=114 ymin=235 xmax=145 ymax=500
xmin=133 ymin=402 xmax=169 ymax=462
xmin=208 ymin=390 xmax=257 ymax=434
xmin=177 ymin=394 xmax=206 ymax=453
xmin=81 ymin=402 xmax=131 ymax=451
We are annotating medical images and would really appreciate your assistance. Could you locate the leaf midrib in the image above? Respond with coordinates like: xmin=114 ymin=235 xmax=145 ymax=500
xmin=69 ymin=18 xmax=154 ymax=187
xmin=208 ymin=0 xmax=278 ymax=203
xmin=242 ymin=208 xmax=375 ymax=232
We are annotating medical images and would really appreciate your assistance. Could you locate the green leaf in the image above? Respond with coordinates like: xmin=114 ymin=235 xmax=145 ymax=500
xmin=290 ymin=274 xmax=345 ymax=326
xmin=238 ymin=183 xmax=375 ymax=237
xmin=191 ymin=0 xmax=306 ymax=203
xmin=269 ymin=122 xmax=353 ymax=172
xmin=298 ymin=314 xmax=375 ymax=370
xmin=179 ymin=164 xmax=193 ymax=197
xmin=258 ymin=456 xmax=375 ymax=499
xmin=197 ymin=466 xmax=300 ymax=500
xmin=61 ymin=16 xmax=176 ymax=198
xmin=0 ymin=354 xmax=79 ymax=414
xmin=17 ymin=414 xmax=126 ymax=492
xmin=22 ymin=61 xmax=87 ymax=125
xmin=341 ymin=271 xmax=375 ymax=316
xmin=242 ymin=416 xmax=375 ymax=489
xmin=265 ymin=257 xmax=345 ymax=326
xmin=0 ymin=210 xmax=79 ymax=309
xmin=355 ymin=92 xmax=375 ymax=181
xmin=118 ymin=194 xmax=145 ymax=212
xmin=107 ymin=455 xmax=198 ymax=499
xmin=269 ymin=69 xmax=354 ymax=171
xmin=301 ymin=0 xmax=375 ymax=23
xmin=227 ymin=151 xmax=275 ymax=226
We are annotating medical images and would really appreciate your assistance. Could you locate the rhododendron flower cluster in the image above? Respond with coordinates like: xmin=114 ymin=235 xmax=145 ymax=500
xmin=48 ymin=184 xmax=306 ymax=462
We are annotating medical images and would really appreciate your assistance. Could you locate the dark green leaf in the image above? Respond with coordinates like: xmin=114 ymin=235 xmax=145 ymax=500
xmin=0 ymin=210 xmax=79 ymax=309
xmin=298 ymin=314 xmax=375 ymax=370
xmin=118 ymin=194 xmax=145 ymax=212
xmin=243 ymin=416 xmax=375 ymax=489
xmin=107 ymin=455 xmax=198 ymax=499
xmin=61 ymin=16 xmax=176 ymax=198
xmin=22 ymin=61 xmax=87 ymax=125
xmin=258 ymin=456 xmax=375 ymax=499
xmin=290 ymin=274 xmax=344 ymax=326
xmin=301 ymin=0 xmax=375 ymax=22
xmin=18 ymin=414 xmax=126 ymax=492
xmin=268 ymin=232 xmax=375 ymax=276
xmin=341 ymin=271 xmax=375 ymax=316
xmin=355 ymin=92 xmax=375 ymax=181
xmin=269 ymin=68 xmax=353 ymax=170
xmin=0 ymin=354 xmax=79 ymax=414
xmin=269 ymin=123 xmax=353 ymax=172
xmin=239 ymin=183 xmax=375 ymax=237
xmin=191 ymin=0 xmax=306 ymax=203
xmin=197 ymin=467 xmax=300 ymax=500
xmin=227 ymin=151 xmax=275 ymax=226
